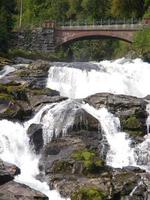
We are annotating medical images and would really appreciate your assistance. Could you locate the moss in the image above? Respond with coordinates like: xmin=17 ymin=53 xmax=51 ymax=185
xmin=31 ymin=88 xmax=50 ymax=96
xmin=0 ymin=57 xmax=10 ymax=67
xmin=0 ymin=83 xmax=28 ymax=101
xmin=7 ymin=85 xmax=27 ymax=99
xmin=72 ymin=149 xmax=105 ymax=174
xmin=0 ymin=93 xmax=13 ymax=101
xmin=126 ymin=130 xmax=144 ymax=137
xmin=16 ymin=70 xmax=30 ymax=77
xmin=122 ymin=115 xmax=141 ymax=130
xmin=52 ymin=160 xmax=73 ymax=173
xmin=3 ymin=107 xmax=16 ymax=115
xmin=71 ymin=187 xmax=106 ymax=200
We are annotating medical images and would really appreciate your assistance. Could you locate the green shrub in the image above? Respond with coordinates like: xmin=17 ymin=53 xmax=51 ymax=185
xmin=71 ymin=187 xmax=106 ymax=200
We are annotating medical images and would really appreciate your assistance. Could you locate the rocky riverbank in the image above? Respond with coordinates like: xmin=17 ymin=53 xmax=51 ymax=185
xmin=0 ymin=159 xmax=48 ymax=200
xmin=0 ymin=60 xmax=150 ymax=200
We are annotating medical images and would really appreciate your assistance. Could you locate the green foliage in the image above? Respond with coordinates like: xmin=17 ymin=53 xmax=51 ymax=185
xmin=133 ymin=27 xmax=150 ymax=62
xmin=71 ymin=187 xmax=106 ymax=200
xmin=0 ymin=83 xmax=27 ymax=101
xmin=122 ymin=116 xmax=141 ymax=130
xmin=0 ymin=0 xmax=16 ymax=53
xmin=113 ymin=41 xmax=131 ymax=59
xmin=72 ymin=149 xmax=105 ymax=174
xmin=1 ymin=0 xmax=149 ymax=59
xmin=9 ymin=48 xmax=68 ymax=61
xmin=111 ymin=0 xmax=146 ymax=18
xmin=70 ymin=39 xmax=119 ymax=61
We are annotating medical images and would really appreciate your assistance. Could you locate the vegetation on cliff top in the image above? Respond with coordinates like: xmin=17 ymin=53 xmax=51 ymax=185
xmin=0 ymin=0 xmax=150 ymax=60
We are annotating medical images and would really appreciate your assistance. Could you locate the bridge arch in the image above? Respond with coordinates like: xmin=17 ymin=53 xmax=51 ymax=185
xmin=55 ymin=28 xmax=135 ymax=47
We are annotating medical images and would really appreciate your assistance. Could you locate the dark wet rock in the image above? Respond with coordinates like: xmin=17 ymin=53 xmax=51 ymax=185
xmin=15 ymin=60 xmax=50 ymax=89
xmin=26 ymin=88 xmax=65 ymax=108
xmin=27 ymin=123 xmax=43 ymax=154
xmin=85 ymin=93 xmax=147 ymax=139
xmin=0 ymin=81 xmax=66 ymax=121
xmin=13 ymin=57 xmax=33 ymax=64
xmin=41 ymin=134 xmax=109 ymax=198
xmin=122 ymin=166 xmax=145 ymax=173
xmin=72 ymin=109 xmax=99 ymax=132
xmin=0 ymin=181 xmax=48 ymax=200
xmin=112 ymin=171 xmax=140 ymax=193
xmin=0 ymin=159 xmax=20 ymax=185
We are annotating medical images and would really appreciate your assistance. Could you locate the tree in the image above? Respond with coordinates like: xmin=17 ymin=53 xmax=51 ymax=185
xmin=0 ymin=0 xmax=16 ymax=53
xmin=111 ymin=0 xmax=145 ymax=18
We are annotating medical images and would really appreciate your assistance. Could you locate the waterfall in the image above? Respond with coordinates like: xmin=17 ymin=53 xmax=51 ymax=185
xmin=0 ymin=64 xmax=28 ymax=79
xmin=41 ymin=99 xmax=81 ymax=144
xmin=82 ymin=103 xmax=150 ymax=171
xmin=46 ymin=58 xmax=150 ymax=171
xmin=0 ymin=105 xmax=69 ymax=200
xmin=0 ymin=65 xmax=16 ymax=78
xmin=82 ymin=104 xmax=136 ymax=168
xmin=1 ymin=58 xmax=150 ymax=199
xmin=47 ymin=58 xmax=150 ymax=98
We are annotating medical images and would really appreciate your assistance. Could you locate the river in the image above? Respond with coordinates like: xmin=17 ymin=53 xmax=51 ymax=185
xmin=0 ymin=58 xmax=150 ymax=199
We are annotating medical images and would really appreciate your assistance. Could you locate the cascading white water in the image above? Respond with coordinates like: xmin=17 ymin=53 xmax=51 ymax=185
xmin=0 ymin=104 xmax=69 ymax=200
xmin=46 ymin=58 xmax=150 ymax=171
xmin=47 ymin=58 xmax=150 ymax=98
xmin=0 ymin=63 xmax=28 ymax=79
xmin=0 ymin=65 xmax=16 ymax=78
xmin=82 ymin=104 xmax=136 ymax=168
xmin=82 ymin=103 xmax=150 ymax=171
xmin=1 ymin=58 xmax=150 ymax=199
xmin=41 ymin=99 xmax=81 ymax=145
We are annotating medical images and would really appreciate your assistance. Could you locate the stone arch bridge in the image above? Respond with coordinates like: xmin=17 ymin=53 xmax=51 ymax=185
xmin=12 ymin=20 xmax=149 ymax=52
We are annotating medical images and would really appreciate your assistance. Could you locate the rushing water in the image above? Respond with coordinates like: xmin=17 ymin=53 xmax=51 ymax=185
xmin=0 ymin=58 xmax=150 ymax=199
xmin=0 ymin=105 xmax=68 ymax=200
xmin=0 ymin=65 xmax=16 ymax=78
xmin=47 ymin=58 xmax=150 ymax=98
xmin=82 ymin=104 xmax=136 ymax=168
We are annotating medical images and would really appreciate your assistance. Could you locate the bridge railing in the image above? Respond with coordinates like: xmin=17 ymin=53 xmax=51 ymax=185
xmin=57 ymin=18 xmax=142 ymax=27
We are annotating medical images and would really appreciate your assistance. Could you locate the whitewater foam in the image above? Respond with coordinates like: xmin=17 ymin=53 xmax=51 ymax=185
xmin=0 ymin=105 xmax=69 ymax=200
xmin=0 ymin=65 xmax=16 ymax=78
xmin=47 ymin=58 xmax=150 ymax=99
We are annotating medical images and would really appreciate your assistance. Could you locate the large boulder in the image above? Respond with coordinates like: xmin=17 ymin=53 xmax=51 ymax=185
xmin=0 ymin=181 xmax=48 ymax=200
xmin=72 ymin=109 xmax=99 ymax=131
xmin=27 ymin=123 xmax=43 ymax=154
xmin=0 ymin=159 xmax=20 ymax=185
xmin=0 ymin=81 xmax=66 ymax=121
xmin=85 ymin=93 xmax=147 ymax=139
xmin=15 ymin=60 xmax=50 ymax=89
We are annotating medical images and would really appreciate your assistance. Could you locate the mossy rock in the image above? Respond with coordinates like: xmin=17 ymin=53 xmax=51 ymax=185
xmin=51 ymin=160 xmax=73 ymax=174
xmin=113 ymin=172 xmax=140 ymax=196
xmin=0 ymin=57 xmax=10 ymax=67
xmin=0 ymin=83 xmax=28 ymax=101
xmin=121 ymin=115 xmax=142 ymax=130
xmin=16 ymin=70 xmax=30 ymax=77
xmin=72 ymin=149 xmax=105 ymax=175
xmin=29 ymin=88 xmax=59 ymax=96
xmin=0 ymin=93 xmax=13 ymax=101
xmin=126 ymin=130 xmax=144 ymax=138
xmin=71 ymin=187 xmax=106 ymax=200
